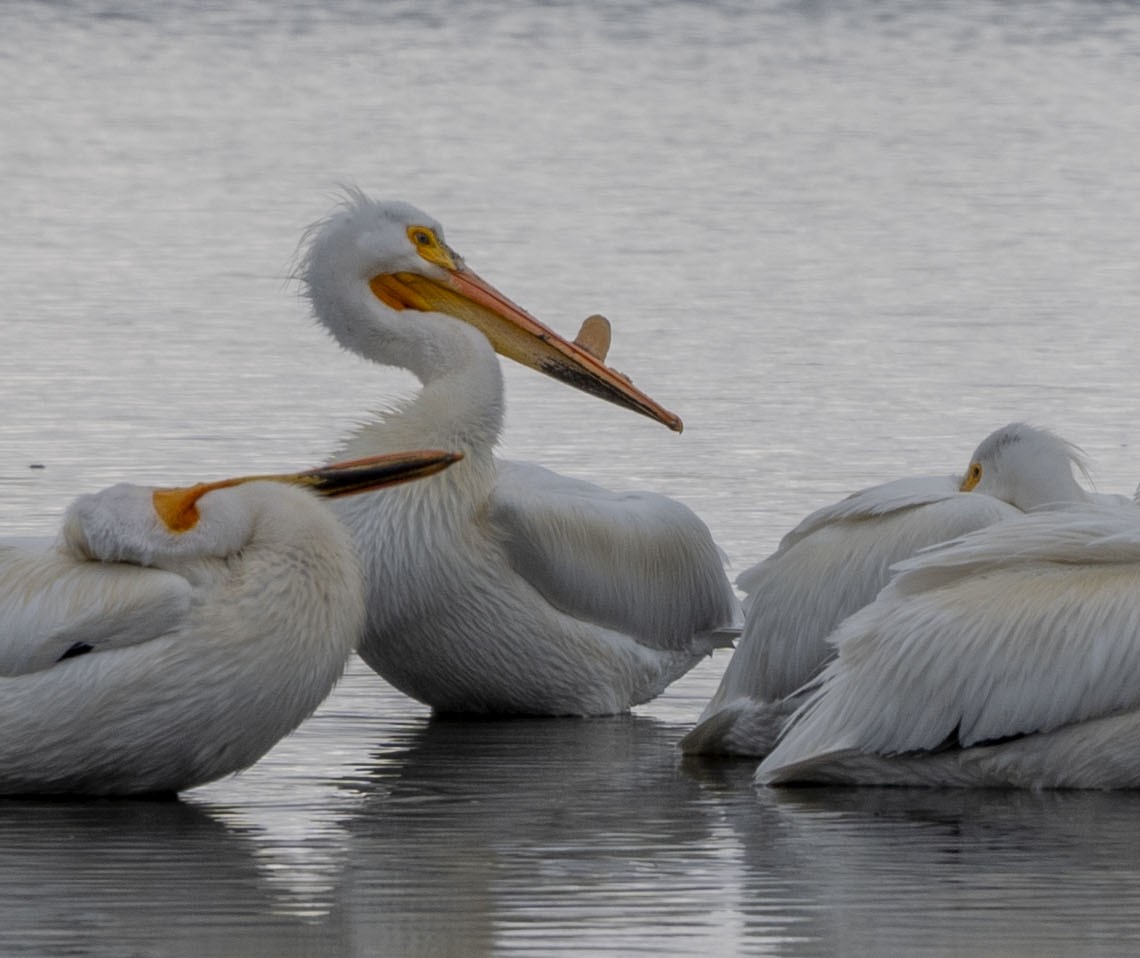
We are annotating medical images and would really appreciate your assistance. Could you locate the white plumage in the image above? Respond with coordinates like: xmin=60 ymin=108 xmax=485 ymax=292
xmin=0 ymin=450 xmax=458 ymax=795
xmin=757 ymin=500 xmax=1140 ymax=788
xmin=682 ymin=423 xmax=1105 ymax=757
xmin=299 ymin=191 xmax=738 ymax=715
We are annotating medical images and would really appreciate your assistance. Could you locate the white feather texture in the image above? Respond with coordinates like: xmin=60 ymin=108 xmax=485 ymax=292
xmin=683 ymin=423 xmax=1104 ymax=757
xmin=301 ymin=191 xmax=739 ymax=715
xmin=758 ymin=502 xmax=1140 ymax=789
xmin=0 ymin=479 xmax=365 ymax=796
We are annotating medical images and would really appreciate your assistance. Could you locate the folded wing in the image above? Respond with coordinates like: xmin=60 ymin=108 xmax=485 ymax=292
xmin=491 ymin=460 xmax=739 ymax=653
xmin=730 ymin=477 xmax=1020 ymax=704
xmin=760 ymin=504 xmax=1140 ymax=782
xmin=0 ymin=538 xmax=192 ymax=676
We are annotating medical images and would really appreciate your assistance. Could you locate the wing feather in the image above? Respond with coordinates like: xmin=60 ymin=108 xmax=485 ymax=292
xmin=490 ymin=460 xmax=738 ymax=652
xmin=0 ymin=538 xmax=192 ymax=676
xmin=760 ymin=504 xmax=1140 ymax=780
xmin=767 ymin=474 xmax=964 ymax=557
xmin=727 ymin=482 xmax=1020 ymax=703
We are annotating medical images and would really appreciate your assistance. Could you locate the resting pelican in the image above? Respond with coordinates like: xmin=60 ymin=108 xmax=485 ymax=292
xmin=299 ymin=190 xmax=738 ymax=715
xmin=0 ymin=450 xmax=459 ymax=796
xmin=682 ymin=423 xmax=1105 ymax=757
xmin=758 ymin=500 xmax=1140 ymax=789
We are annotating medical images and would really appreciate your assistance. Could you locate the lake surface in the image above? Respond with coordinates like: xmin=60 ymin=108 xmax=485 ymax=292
xmin=4 ymin=0 xmax=1140 ymax=954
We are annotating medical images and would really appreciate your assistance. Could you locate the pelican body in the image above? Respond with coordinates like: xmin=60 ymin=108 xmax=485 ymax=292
xmin=682 ymin=423 xmax=1101 ymax=757
xmin=0 ymin=450 xmax=458 ymax=796
xmin=299 ymin=191 xmax=738 ymax=716
xmin=758 ymin=501 xmax=1140 ymax=789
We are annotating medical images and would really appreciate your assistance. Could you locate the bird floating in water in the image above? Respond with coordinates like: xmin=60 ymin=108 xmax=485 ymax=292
xmin=298 ymin=190 xmax=739 ymax=715
xmin=758 ymin=498 xmax=1140 ymax=789
xmin=0 ymin=449 xmax=460 ymax=796
xmin=682 ymin=422 xmax=1115 ymax=757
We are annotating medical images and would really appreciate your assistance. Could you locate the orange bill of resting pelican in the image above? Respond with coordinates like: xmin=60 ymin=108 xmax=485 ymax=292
xmin=0 ymin=449 xmax=460 ymax=796
xmin=298 ymin=190 xmax=739 ymax=716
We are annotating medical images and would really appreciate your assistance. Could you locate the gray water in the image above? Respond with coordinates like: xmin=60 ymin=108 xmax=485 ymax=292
xmin=4 ymin=0 xmax=1140 ymax=954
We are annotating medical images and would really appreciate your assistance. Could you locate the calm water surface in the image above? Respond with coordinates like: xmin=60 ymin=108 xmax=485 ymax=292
xmin=4 ymin=1 xmax=1140 ymax=954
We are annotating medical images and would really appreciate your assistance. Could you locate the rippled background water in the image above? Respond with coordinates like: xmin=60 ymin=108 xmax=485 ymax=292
xmin=4 ymin=0 xmax=1140 ymax=954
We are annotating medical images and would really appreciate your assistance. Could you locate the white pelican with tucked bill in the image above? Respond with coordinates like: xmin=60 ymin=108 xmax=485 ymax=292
xmin=682 ymin=423 xmax=1112 ymax=757
xmin=298 ymin=191 xmax=738 ymax=715
xmin=758 ymin=497 xmax=1140 ymax=789
xmin=0 ymin=450 xmax=459 ymax=796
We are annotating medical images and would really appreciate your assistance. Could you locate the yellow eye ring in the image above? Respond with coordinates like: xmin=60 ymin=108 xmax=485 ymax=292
xmin=961 ymin=462 xmax=983 ymax=492
xmin=407 ymin=225 xmax=459 ymax=270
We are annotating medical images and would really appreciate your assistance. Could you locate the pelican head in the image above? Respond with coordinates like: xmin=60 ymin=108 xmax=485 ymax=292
xmin=959 ymin=422 xmax=1091 ymax=510
xmin=298 ymin=190 xmax=682 ymax=432
xmin=64 ymin=450 xmax=461 ymax=567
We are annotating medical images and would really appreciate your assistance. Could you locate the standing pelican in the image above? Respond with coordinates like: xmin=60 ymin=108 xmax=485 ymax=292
xmin=758 ymin=500 xmax=1140 ymax=789
xmin=299 ymin=191 xmax=738 ymax=715
xmin=0 ymin=450 xmax=460 ymax=796
xmin=682 ymin=423 xmax=1105 ymax=757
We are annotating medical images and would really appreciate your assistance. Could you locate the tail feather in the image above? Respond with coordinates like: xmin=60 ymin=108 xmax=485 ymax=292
xmin=681 ymin=695 xmax=799 ymax=757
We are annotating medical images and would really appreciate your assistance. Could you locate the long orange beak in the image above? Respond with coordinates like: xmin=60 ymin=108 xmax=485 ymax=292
xmin=153 ymin=450 xmax=462 ymax=533
xmin=370 ymin=266 xmax=683 ymax=433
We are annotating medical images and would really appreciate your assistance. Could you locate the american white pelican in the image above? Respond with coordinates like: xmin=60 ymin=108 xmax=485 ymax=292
xmin=0 ymin=450 xmax=460 ymax=796
xmin=758 ymin=500 xmax=1140 ymax=789
xmin=298 ymin=190 xmax=738 ymax=715
xmin=682 ymin=422 xmax=1105 ymax=757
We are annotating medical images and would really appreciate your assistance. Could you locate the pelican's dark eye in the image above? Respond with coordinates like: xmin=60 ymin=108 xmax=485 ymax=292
xmin=406 ymin=225 xmax=454 ymax=268
xmin=960 ymin=461 xmax=984 ymax=492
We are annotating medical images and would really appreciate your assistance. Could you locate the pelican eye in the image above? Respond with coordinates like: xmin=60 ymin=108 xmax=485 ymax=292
xmin=961 ymin=462 xmax=983 ymax=492
xmin=407 ymin=225 xmax=458 ymax=270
